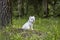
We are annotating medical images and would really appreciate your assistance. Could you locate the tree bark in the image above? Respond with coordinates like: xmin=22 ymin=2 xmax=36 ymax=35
xmin=43 ymin=0 xmax=49 ymax=18
xmin=7 ymin=0 xmax=12 ymax=25
xmin=0 ymin=0 xmax=2 ymax=27
xmin=0 ymin=0 xmax=12 ymax=27
xmin=18 ymin=0 xmax=24 ymax=18
xmin=24 ymin=0 xmax=28 ymax=16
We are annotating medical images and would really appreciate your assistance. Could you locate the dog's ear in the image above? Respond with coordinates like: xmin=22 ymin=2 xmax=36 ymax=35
xmin=32 ymin=16 xmax=35 ymax=19
xmin=29 ymin=16 xmax=34 ymax=17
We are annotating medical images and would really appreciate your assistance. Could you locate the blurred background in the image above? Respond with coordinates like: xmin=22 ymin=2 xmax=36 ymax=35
xmin=0 ymin=0 xmax=60 ymax=40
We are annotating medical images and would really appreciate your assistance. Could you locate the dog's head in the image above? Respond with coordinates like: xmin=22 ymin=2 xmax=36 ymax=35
xmin=29 ymin=16 xmax=35 ymax=23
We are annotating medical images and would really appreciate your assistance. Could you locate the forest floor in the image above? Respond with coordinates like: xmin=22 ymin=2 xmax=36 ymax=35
xmin=0 ymin=17 xmax=60 ymax=40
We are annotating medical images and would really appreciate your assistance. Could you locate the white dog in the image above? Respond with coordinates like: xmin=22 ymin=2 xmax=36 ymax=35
xmin=22 ymin=16 xmax=35 ymax=30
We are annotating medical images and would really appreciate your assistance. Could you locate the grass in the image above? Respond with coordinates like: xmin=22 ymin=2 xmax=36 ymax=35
xmin=0 ymin=17 xmax=60 ymax=40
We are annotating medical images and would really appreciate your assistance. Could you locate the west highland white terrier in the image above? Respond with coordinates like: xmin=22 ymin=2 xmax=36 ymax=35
xmin=22 ymin=16 xmax=35 ymax=30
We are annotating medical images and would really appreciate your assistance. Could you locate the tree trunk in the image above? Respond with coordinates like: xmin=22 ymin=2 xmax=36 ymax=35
xmin=0 ymin=0 xmax=2 ymax=27
xmin=18 ymin=0 xmax=24 ymax=18
xmin=7 ymin=0 xmax=12 ymax=25
xmin=43 ymin=0 xmax=49 ymax=18
xmin=24 ymin=0 xmax=28 ymax=16
xmin=33 ymin=0 xmax=39 ymax=16
xmin=0 ymin=0 xmax=12 ymax=28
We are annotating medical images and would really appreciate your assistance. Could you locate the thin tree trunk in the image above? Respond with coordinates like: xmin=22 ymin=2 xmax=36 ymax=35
xmin=18 ymin=0 xmax=22 ymax=18
xmin=24 ymin=0 xmax=28 ymax=16
xmin=18 ymin=0 xmax=24 ymax=18
xmin=43 ymin=0 xmax=49 ymax=18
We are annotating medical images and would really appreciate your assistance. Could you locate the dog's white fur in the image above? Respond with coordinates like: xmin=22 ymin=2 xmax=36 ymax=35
xmin=22 ymin=16 xmax=35 ymax=30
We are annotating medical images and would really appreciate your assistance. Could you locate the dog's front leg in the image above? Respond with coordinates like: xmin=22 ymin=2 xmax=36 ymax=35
xmin=30 ymin=24 xmax=33 ymax=30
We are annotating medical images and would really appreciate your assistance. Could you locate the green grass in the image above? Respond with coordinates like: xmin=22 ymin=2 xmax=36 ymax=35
xmin=0 ymin=17 xmax=60 ymax=40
